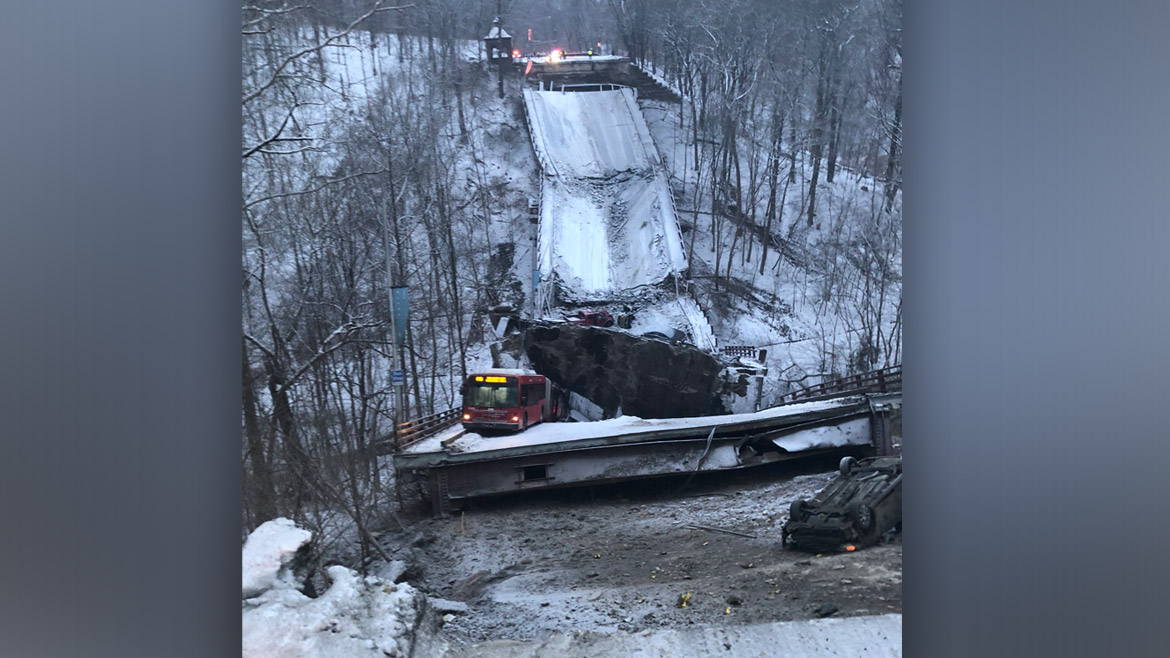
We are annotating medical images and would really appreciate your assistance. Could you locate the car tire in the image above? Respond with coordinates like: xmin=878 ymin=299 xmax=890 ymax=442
xmin=839 ymin=456 xmax=857 ymax=478
xmin=789 ymin=499 xmax=808 ymax=522
xmin=849 ymin=502 xmax=875 ymax=532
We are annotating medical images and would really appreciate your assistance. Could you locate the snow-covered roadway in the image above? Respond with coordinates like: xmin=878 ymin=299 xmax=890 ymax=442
xmin=524 ymin=88 xmax=688 ymax=302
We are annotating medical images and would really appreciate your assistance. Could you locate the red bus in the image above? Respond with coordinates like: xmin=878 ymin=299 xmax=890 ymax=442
xmin=461 ymin=370 xmax=568 ymax=432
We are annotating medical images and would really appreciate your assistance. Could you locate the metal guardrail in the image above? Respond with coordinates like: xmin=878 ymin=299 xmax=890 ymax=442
xmin=395 ymin=408 xmax=460 ymax=450
xmin=721 ymin=345 xmax=758 ymax=359
xmin=777 ymin=365 xmax=902 ymax=405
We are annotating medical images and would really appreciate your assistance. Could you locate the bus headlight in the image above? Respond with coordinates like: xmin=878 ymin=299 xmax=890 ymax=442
xmin=463 ymin=414 xmax=471 ymax=420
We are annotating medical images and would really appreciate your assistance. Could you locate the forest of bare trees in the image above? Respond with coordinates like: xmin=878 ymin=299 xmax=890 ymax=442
xmin=240 ymin=0 xmax=901 ymax=553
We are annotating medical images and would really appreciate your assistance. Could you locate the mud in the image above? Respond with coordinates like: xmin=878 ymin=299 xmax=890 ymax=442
xmin=393 ymin=456 xmax=901 ymax=647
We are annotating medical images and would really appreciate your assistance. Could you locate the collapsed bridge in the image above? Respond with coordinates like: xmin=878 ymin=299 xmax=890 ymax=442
xmin=393 ymin=392 xmax=901 ymax=517
xmin=522 ymin=86 xmax=716 ymax=350
xmin=525 ymin=87 xmax=687 ymax=298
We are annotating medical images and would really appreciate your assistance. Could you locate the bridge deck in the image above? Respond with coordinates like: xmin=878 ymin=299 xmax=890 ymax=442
xmin=524 ymin=87 xmax=687 ymax=301
xmin=393 ymin=394 xmax=901 ymax=516
xmin=402 ymin=396 xmax=862 ymax=460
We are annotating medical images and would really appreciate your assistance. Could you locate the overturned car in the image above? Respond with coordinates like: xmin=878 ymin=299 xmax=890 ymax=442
xmin=782 ymin=455 xmax=902 ymax=552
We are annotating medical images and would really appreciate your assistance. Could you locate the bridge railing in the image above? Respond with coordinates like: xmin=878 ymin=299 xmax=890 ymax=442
xmin=777 ymin=365 xmax=902 ymax=405
xmin=720 ymin=345 xmax=759 ymax=359
xmin=394 ymin=408 xmax=460 ymax=450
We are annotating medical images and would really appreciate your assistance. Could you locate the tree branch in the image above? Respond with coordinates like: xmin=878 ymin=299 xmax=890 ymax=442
xmin=242 ymin=2 xmax=413 ymax=106
xmin=243 ymin=169 xmax=387 ymax=210
xmin=242 ymin=102 xmax=301 ymax=160
xmin=242 ymin=4 xmax=309 ymax=30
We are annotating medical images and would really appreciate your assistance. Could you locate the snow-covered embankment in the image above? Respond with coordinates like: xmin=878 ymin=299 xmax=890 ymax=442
xmin=242 ymin=519 xmax=434 ymax=658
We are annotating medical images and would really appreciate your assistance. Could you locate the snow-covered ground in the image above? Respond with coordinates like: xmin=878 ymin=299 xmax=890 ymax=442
xmin=241 ymin=498 xmax=901 ymax=657
xmin=242 ymin=519 xmax=426 ymax=658
xmin=400 ymin=459 xmax=902 ymax=653
xmin=446 ymin=614 xmax=902 ymax=657
xmin=640 ymin=98 xmax=902 ymax=405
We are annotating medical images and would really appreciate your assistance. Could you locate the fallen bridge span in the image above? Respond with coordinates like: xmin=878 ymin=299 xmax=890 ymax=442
xmin=393 ymin=392 xmax=901 ymax=517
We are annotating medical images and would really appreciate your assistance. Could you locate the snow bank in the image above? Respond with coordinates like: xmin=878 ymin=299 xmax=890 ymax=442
xmin=242 ymin=518 xmax=314 ymax=599
xmin=242 ymin=520 xmax=425 ymax=658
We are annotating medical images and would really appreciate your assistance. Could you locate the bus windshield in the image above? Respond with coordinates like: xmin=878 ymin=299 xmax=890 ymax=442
xmin=464 ymin=383 xmax=518 ymax=408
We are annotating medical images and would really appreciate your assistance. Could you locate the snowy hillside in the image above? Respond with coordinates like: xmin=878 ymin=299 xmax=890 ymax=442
xmin=641 ymin=97 xmax=902 ymax=403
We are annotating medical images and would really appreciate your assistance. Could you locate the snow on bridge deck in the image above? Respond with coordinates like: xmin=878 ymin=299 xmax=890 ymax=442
xmin=524 ymin=88 xmax=687 ymax=301
xmin=395 ymin=393 xmax=900 ymax=513
xmin=401 ymin=395 xmax=873 ymax=459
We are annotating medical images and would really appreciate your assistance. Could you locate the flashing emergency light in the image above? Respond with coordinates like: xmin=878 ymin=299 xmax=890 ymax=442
xmin=548 ymin=49 xmax=562 ymax=63
xmin=512 ymin=49 xmax=520 ymax=58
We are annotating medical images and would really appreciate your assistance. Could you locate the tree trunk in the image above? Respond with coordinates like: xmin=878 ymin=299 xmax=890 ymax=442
xmin=760 ymin=106 xmax=784 ymax=276
xmin=808 ymin=42 xmax=833 ymax=227
xmin=826 ymin=87 xmax=843 ymax=183
xmin=788 ymin=118 xmax=797 ymax=184
xmin=883 ymin=74 xmax=902 ymax=213
xmin=243 ymin=336 xmax=276 ymax=525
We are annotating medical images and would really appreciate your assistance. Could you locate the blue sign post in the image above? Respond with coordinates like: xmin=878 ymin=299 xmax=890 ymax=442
xmin=391 ymin=286 xmax=409 ymax=345
xmin=390 ymin=369 xmax=405 ymax=387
